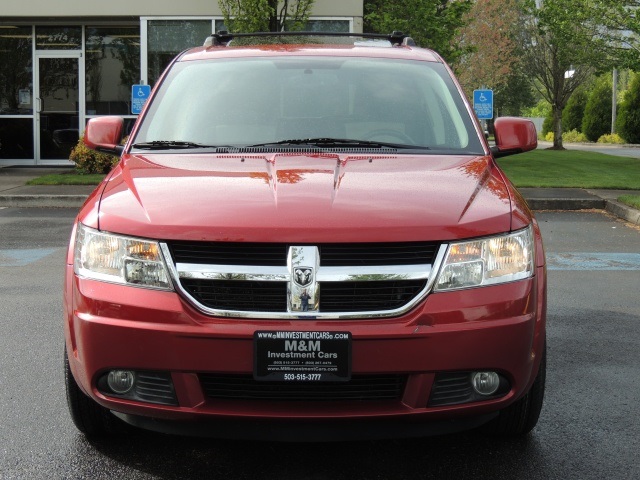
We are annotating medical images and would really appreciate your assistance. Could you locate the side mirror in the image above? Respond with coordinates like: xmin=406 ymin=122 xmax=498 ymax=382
xmin=490 ymin=117 xmax=537 ymax=158
xmin=84 ymin=116 xmax=125 ymax=156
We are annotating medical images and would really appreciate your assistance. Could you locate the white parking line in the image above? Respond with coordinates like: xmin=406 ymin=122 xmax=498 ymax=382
xmin=547 ymin=252 xmax=640 ymax=270
xmin=0 ymin=248 xmax=58 ymax=266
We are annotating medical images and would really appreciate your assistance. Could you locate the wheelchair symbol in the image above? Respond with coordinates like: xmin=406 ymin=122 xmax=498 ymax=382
xmin=137 ymin=88 xmax=146 ymax=97
xmin=479 ymin=93 xmax=487 ymax=102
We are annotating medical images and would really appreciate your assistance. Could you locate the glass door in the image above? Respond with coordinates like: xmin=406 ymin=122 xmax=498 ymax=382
xmin=36 ymin=56 xmax=80 ymax=162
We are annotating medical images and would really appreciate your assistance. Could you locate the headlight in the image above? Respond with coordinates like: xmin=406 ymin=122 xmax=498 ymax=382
xmin=73 ymin=223 xmax=172 ymax=290
xmin=435 ymin=225 xmax=534 ymax=291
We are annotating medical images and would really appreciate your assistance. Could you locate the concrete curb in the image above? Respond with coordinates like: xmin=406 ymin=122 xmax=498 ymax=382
xmin=524 ymin=198 xmax=606 ymax=211
xmin=0 ymin=195 xmax=87 ymax=208
xmin=604 ymin=200 xmax=640 ymax=226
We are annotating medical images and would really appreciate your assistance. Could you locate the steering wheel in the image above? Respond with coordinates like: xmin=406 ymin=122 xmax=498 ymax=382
xmin=363 ymin=129 xmax=414 ymax=144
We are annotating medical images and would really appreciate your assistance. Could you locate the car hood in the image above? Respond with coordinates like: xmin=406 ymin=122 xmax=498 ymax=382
xmin=96 ymin=153 xmax=516 ymax=243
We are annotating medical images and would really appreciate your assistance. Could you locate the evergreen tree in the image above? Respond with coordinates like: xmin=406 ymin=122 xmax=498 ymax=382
xmin=582 ymin=75 xmax=613 ymax=142
xmin=617 ymin=73 xmax=640 ymax=144
xmin=562 ymin=87 xmax=588 ymax=132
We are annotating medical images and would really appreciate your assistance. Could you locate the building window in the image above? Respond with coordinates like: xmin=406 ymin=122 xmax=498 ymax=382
xmin=0 ymin=26 xmax=33 ymax=115
xmin=35 ymin=26 xmax=81 ymax=50
xmin=304 ymin=20 xmax=350 ymax=32
xmin=0 ymin=118 xmax=33 ymax=159
xmin=147 ymin=20 xmax=212 ymax=86
xmin=214 ymin=19 xmax=351 ymax=33
xmin=86 ymin=26 xmax=141 ymax=115
xmin=0 ymin=26 xmax=34 ymax=159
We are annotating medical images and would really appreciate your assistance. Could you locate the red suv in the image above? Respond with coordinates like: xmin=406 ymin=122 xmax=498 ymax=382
xmin=64 ymin=32 xmax=545 ymax=440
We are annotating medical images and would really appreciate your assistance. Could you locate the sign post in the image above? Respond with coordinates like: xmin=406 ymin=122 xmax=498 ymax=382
xmin=473 ymin=89 xmax=494 ymax=120
xmin=131 ymin=84 xmax=151 ymax=115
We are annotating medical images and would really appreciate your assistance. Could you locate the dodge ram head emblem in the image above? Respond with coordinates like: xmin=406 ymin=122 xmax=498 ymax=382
xmin=288 ymin=246 xmax=319 ymax=313
xmin=294 ymin=267 xmax=313 ymax=287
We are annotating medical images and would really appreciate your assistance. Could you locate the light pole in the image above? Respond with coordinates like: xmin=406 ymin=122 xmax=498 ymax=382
xmin=611 ymin=68 xmax=618 ymax=134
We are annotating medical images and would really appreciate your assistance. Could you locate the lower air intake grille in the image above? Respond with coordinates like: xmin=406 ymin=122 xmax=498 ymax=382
xmin=199 ymin=374 xmax=406 ymax=401
xmin=134 ymin=372 xmax=178 ymax=406
xmin=428 ymin=373 xmax=474 ymax=407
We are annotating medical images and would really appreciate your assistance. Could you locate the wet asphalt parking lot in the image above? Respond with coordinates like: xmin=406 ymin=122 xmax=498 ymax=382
xmin=0 ymin=207 xmax=638 ymax=479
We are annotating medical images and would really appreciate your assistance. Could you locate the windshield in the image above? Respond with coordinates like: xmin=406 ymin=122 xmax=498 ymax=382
xmin=133 ymin=56 xmax=484 ymax=154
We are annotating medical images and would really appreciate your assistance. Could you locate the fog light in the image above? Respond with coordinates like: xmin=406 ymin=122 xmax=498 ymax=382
xmin=472 ymin=371 xmax=500 ymax=395
xmin=107 ymin=370 xmax=136 ymax=394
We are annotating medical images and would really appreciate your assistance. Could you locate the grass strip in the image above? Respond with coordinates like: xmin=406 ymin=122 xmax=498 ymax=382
xmin=497 ymin=149 xmax=640 ymax=189
xmin=618 ymin=195 xmax=640 ymax=209
xmin=26 ymin=173 xmax=105 ymax=186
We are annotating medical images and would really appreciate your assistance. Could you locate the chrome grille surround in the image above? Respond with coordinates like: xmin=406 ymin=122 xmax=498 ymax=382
xmin=160 ymin=243 xmax=447 ymax=319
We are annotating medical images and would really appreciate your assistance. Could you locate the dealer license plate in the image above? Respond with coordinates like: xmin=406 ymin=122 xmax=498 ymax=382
xmin=254 ymin=331 xmax=351 ymax=382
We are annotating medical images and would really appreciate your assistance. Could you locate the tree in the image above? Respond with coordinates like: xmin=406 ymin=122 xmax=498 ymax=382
xmin=455 ymin=0 xmax=534 ymax=123
xmin=494 ymin=70 xmax=536 ymax=117
xmin=364 ymin=0 xmax=473 ymax=65
xmin=218 ymin=0 xmax=314 ymax=33
xmin=590 ymin=0 xmax=640 ymax=69
xmin=582 ymin=75 xmax=613 ymax=141
xmin=455 ymin=0 xmax=520 ymax=95
xmin=520 ymin=0 xmax=640 ymax=149
xmin=519 ymin=0 xmax=614 ymax=149
xmin=616 ymin=72 xmax=640 ymax=143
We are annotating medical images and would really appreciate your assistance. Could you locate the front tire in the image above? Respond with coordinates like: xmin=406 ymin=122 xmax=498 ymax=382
xmin=483 ymin=343 xmax=546 ymax=436
xmin=64 ymin=346 xmax=121 ymax=437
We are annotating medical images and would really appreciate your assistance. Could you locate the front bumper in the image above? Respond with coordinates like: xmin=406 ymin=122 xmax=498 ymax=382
xmin=64 ymin=264 xmax=546 ymax=435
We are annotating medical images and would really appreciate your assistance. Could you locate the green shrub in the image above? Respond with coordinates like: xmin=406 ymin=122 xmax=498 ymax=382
xmin=521 ymin=99 xmax=551 ymax=118
xmin=582 ymin=75 xmax=613 ymax=142
xmin=69 ymin=135 xmax=120 ymax=174
xmin=544 ymin=131 xmax=554 ymax=142
xmin=617 ymin=72 xmax=640 ymax=144
xmin=562 ymin=129 xmax=588 ymax=143
xmin=542 ymin=110 xmax=554 ymax=136
xmin=562 ymin=88 xmax=588 ymax=132
xmin=597 ymin=133 xmax=624 ymax=144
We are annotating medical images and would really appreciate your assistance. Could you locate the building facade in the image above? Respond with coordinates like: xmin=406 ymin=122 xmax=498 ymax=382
xmin=0 ymin=1 xmax=363 ymax=165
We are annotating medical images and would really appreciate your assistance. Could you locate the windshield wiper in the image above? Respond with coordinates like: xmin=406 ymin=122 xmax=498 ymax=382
xmin=131 ymin=140 xmax=224 ymax=150
xmin=247 ymin=137 xmax=429 ymax=150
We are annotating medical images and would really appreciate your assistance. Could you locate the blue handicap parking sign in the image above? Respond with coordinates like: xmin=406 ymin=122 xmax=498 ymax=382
xmin=473 ymin=89 xmax=493 ymax=120
xmin=131 ymin=84 xmax=151 ymax=115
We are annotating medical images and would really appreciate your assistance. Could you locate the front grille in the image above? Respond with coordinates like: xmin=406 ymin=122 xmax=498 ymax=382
xmin=181 ymin=279 xmax=287 ymax=312
xmin=179 ymin=279 xmax=427 ymax=312
xmin=169 ymin=242 xmax=286 ymax=266
xmin=199 ymin=374 xmax=406 ymax=401
xmin=319 ymin=280 xmax=427 ymax=312
xmin=320 ymin=243 xmax=439 ymax=266
xmin=168 ymin=241 xmax=439 ymax=267
xmin=166 ymin=241 xmax=442 ymax=317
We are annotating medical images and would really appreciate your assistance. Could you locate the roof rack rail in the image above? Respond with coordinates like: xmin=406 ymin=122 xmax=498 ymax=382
xmin=203 ymin=31 xmax=416 ymax=48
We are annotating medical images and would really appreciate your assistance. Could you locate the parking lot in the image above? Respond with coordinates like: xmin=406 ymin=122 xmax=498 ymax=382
xmin=0 ymin=207 xmax=638 ymax=479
